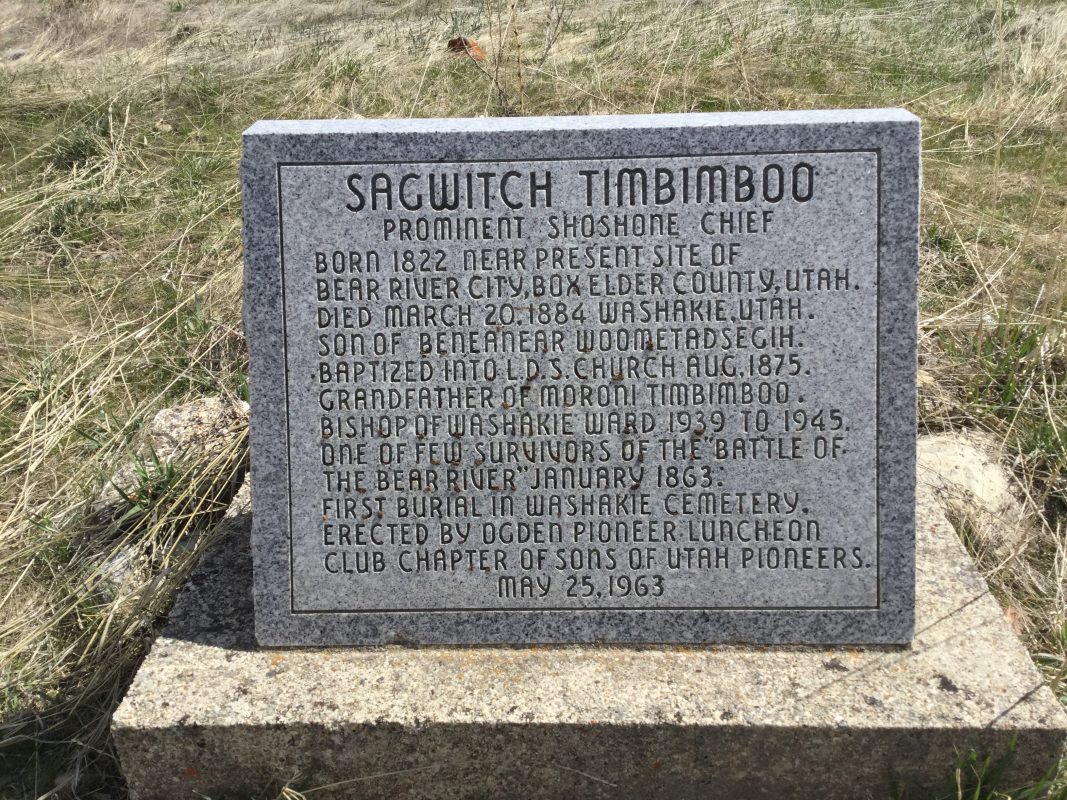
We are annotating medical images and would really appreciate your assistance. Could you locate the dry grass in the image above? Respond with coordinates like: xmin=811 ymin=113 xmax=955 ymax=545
xmin=0 ymin=0 xmax=1064 ymax=797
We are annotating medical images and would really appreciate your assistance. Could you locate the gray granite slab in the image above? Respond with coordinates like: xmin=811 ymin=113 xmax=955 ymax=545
xmin=241 ymin=110 xmax=919 ymax=644
xmin=111 ymin=483 xmax=1066 ymax=799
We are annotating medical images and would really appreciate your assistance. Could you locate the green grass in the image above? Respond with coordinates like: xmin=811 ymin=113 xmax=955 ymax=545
xmin=0 ymin=0 xmax=1064 ymax=796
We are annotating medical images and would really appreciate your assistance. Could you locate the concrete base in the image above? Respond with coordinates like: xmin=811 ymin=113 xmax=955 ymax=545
xmin=113 ymin=485 xmax=1066 ymax=799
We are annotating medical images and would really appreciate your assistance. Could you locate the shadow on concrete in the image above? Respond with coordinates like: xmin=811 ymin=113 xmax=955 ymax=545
xmin=161 ymin=509 xmax=259 ymax=650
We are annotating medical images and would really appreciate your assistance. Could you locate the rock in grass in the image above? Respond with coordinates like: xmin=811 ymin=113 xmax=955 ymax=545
xmin=93 ymin=396 xmax=249 ymax=525
xmin=87 ymin=399 xmax=249 ymax=601
xmin=90 ymin=473 xmax=253 ymax=604
xmin=918 ymin=432 xmax=1034 ymax=561
xmin=223 ymin=473 xmax=251 ymax=519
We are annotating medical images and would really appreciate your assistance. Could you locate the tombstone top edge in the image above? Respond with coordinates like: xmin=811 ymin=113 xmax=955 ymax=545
xmin=242 ymin=108 xmax=918 ymax=139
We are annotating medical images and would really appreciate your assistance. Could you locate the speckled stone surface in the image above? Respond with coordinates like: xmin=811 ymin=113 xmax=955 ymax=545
xmin=242 ymin=110 xmax=920 ymax=645
xmin=112 ymin=484 xmax=1065 ymax=799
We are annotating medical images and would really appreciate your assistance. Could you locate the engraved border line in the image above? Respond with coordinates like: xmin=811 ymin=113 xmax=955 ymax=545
xmin=276 ymin=149 xmax=883 ymax=616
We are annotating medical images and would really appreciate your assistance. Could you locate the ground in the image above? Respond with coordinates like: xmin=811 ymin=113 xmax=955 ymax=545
xmin=0 ymin=0 xmax=1064 ymax=798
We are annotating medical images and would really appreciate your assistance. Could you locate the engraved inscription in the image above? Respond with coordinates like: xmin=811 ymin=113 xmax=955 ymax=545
xmin=279 ymin=152 xmax=879 ymax=613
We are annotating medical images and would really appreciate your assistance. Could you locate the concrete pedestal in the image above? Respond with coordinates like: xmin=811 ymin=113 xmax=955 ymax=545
xmin=113 ymin=485 xmax=1066 ymax=799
